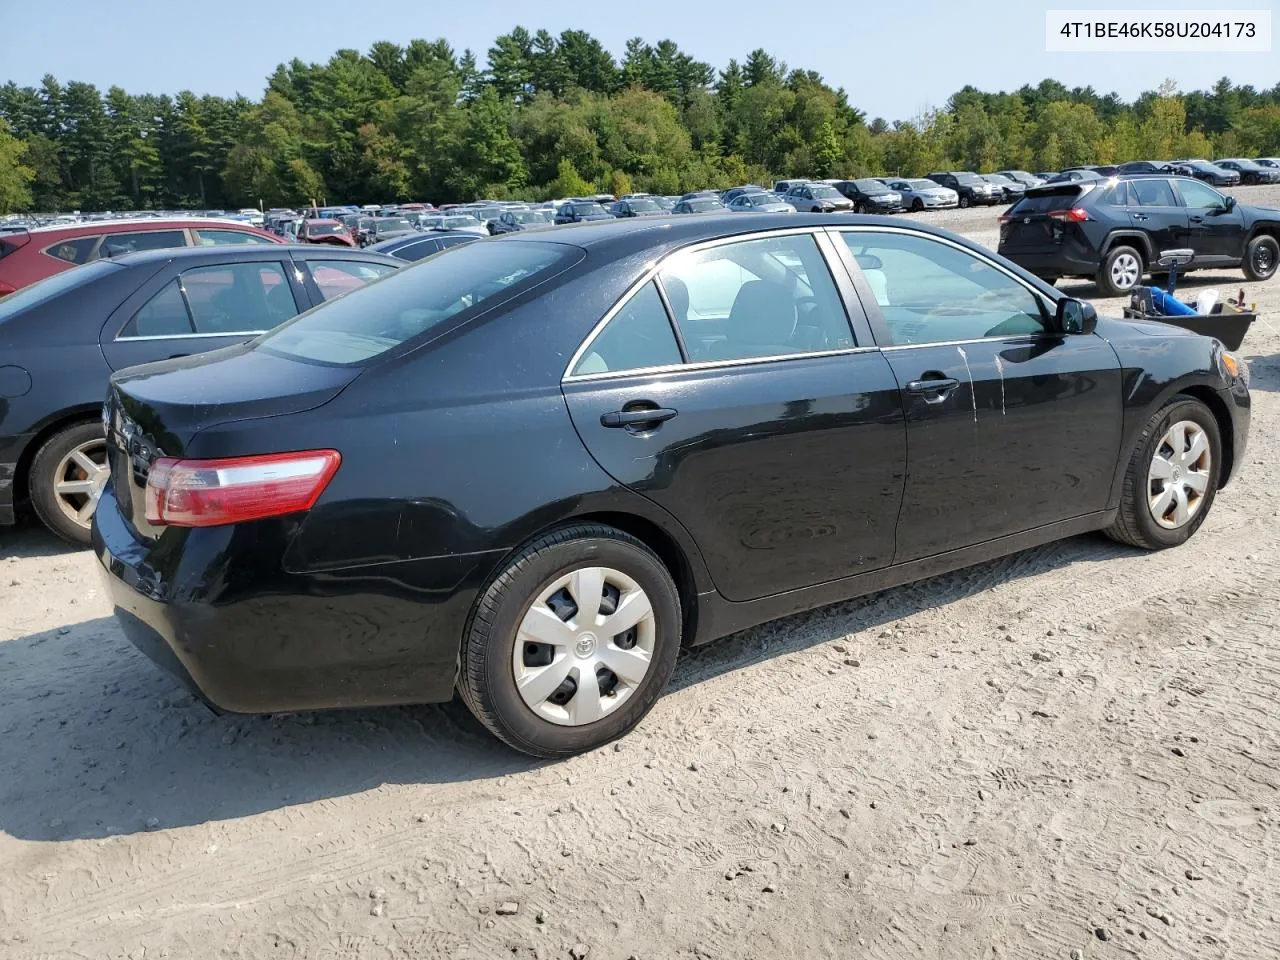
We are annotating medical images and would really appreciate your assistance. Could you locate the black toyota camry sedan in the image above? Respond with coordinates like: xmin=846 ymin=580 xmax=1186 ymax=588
xmin=93 ymin=214 xmax=1251 ymax=757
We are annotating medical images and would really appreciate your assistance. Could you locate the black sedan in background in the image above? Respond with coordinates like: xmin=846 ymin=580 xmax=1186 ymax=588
xmin=94 ymin=214 xmax=1249 ymax=757
xmin=1215 ymin=159 xmax=1280 ymax=185
xmin=369 ymin=232 xmax=480 ymax=261
xmin=0 ymin=245 xmax=402 ymax=544
xmin=833 ymin=178 xmax=904 ymax=213
xmin=489 ymin=210 xmax=553 ymax=234
xmin=1171 ymin=160 xmax=1241 ymax=187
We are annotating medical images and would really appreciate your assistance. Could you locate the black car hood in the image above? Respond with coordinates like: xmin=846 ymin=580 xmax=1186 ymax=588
xmin=1095 ymin=314 xmax=1202 ymax=342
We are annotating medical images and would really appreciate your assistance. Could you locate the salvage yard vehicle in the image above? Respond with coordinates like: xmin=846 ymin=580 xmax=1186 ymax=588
xmin=92 ymin=213 xmax=1249 ymax=757
xmin=882 ymin=178 xmax=958 ymax=212
xmin=784 ymin=183 xmax=855 ymax=213
xmin=1214 ymin=159 xmax=1280 ymax=185
xmin=0 ymin=218 xmax=281 ymax=295
xmin=0 ymin=245 xmax=402 ymax=544
xmin=368 ymin=232 xmax=479 ymax=261
xmin=997 ymin=174 xmax=1280 ymax=296
xmin=925 ymin=171 xmax=1002 ymax=207
xmin=299 ymin=219 xmax=356 ymax=247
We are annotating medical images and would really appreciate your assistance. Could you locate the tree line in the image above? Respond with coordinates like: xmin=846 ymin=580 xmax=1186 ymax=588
xmin=2 ymin=27 xmax=1280 ymax=214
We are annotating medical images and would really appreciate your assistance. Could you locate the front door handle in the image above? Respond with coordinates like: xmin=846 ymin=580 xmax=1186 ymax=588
xmin=906 ymin=377 xmax=960 ymax=398
xmin=601 ymin=406 xmax=678 ymax=429
xmin=1189 ymin=215 xmax=1204 ymax=223
xmin=1130 ymin=213 xmax=1149 ymax=221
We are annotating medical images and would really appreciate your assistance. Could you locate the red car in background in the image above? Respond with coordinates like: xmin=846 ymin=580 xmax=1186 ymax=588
xmin=299 ymin=219 xmax=356 ymax=247
xmin=0 ymin=218 xmax=281 ymax=295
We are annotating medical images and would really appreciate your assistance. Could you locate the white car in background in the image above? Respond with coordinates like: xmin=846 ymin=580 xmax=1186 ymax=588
xmin=882 ymin=178 xmax=960 ymax=212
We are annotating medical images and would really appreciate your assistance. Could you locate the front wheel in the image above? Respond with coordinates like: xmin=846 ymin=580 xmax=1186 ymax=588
xmin=1105 ymin=397 xmax=1222 ymax=550
xmin=1242 ymin=234 xmax=1278 ymax=282
xmin=459 ymin=525 xmax=682 ymax=757
xmin=911 ymin=199 xmax=924 ymax=212
xmin=959 ymin=195 xmax=971 ymax=208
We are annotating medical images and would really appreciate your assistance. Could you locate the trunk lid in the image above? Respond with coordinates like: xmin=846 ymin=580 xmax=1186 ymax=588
xmin=104 ymin=344 xmax=359 ymax=539
xmin=998 ymin=185 xmax=1086 ymax=253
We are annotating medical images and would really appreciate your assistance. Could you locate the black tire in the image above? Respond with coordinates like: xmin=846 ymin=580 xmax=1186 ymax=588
xmin=854 ymin=201 xmax=865 ymax=214
xmin=959 ymin=195 xmax=971 ymax=209
xmin=1097 ymin=244 xmax=1144 ymax=297
xmin=29 ymin=421 xmax=106 ymax=547
xmin=1242 ymin=234 xmax=1279 ymax=282
xmin=1105 ymin=397 xmax=1222 ymax=550
xmin=458 ymin=524 xmax=682 ymax=758
xmin=911 ymin=199 xmax=924 ymax=212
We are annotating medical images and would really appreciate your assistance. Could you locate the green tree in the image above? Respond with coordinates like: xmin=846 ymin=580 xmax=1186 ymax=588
xmin=0 ymin=119 xmax=34 ymax=213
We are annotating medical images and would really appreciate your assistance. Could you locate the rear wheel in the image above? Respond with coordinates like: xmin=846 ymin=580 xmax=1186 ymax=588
xmin=911 ymin=199 xmax=924 ymax=212
xmin=959 ymin=195 xmax=971 ymax=209
xmin=1098 ymin=244 xmax=1144 ymax=297
xmin=459 ymin=524 xmax=682 ymax=757
xmin=1105 ymin=397 xmax=1221 ymax=550
xmin=29 ymin=421 xmax=109 ymax=547
xmin=1242 ymin=234 xmax=1278 ymax=281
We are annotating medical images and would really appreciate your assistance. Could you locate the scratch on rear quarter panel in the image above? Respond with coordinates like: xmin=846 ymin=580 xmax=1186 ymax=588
xmin=956 ymin=346 xmax=977 ymax=423
xmin=994 ymin=353 xmax=1006 ymax=415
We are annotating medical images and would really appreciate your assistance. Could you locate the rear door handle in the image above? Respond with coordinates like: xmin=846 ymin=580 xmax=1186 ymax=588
xmin=601 ymin=407 xmax=678 ymax=428
xmin=1130 ymin=213 xmax=1148 ymax=221
xmin=1189 ymin=215 xmax=1204 ymax=223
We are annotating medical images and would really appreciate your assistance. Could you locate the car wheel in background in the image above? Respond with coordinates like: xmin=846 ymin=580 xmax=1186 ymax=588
xmin=1105 ymin=397 xmax=1222 ymax=550
xmin=29 ymin=421 xmax=109 ymax=547
xmin=1242 ymin=234 xmax=1279 ymax=282
xmin=459 ymin=524 xmax=682 ymax=758
xmin=1098 ymin=244 xmax=1144 ymax=297
xmin=959 ymin=195 xmax=970 ymax=208
xmin=911 ymin=199 xmax=924 ymax=212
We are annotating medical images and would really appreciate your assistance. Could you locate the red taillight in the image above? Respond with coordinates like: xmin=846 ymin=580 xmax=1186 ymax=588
xmin=997 ymin=213 xmax=1015 ymax=223
xmin=144 ymin=449 xmax=340 ymax=527
xmin=1048 ymin=208 xmax=1089 ymax=222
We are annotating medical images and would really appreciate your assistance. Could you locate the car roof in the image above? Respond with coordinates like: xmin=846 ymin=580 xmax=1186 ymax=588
xmin=107 ymin=244 xmax=401 ymax=268
xmin=23 ymin=217 xmax=271 ymax=236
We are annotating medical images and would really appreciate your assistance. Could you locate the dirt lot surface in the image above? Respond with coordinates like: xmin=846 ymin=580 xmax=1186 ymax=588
xmin=3 ymin=188 xmax=1280 ymax=960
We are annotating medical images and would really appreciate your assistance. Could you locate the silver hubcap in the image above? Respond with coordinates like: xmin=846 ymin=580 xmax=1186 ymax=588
xmin=1110 ymin=252 xmax=1141 ymax=289
xmin=1148 ymin=420 xmax=1211 ymax=529
xmin=512 ymin=566 xmax=656 ymax=726
xmin=54 ymin=439 xmax=109 ymax=529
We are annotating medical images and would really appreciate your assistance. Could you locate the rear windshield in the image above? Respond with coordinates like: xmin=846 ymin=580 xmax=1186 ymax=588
xmin=1008 ymin=187 xmax=1083 ymax=214
xmin=0 ymin=260 xmax=119 ymax=318
xmin=256 ymin=240 xmax=578 ymax=365
xmin=306 ymin=223 xmax=344 ymax=236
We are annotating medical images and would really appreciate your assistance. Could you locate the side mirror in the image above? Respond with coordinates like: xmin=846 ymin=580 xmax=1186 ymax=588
xmin=1223 ymin=195 xmax=1237 ymax=211
xmin=1056 ymin=298 xmax=1097 ymax=335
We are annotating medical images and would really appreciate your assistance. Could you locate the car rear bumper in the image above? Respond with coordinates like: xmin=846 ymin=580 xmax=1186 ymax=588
xmin=997 ymin=248 xmax=1100 ymax=277
xmin=92 ymin=488 xmax=492 ymax=714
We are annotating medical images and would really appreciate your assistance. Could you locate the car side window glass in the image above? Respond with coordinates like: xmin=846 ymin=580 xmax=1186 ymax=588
xmin=1131 ymin=179 xmax=1177 ymax=207
xmin=572 ymin=281 xmax=683 ymax=376
xmin=1098 ymin=181 xmax=1131 ymax=206
xmin=99 ymin=230 xmax=188 ymax=258
xmin=1176 ymin=179 xmax=1226 ymax=209
xmin=839 ymin=231 xmax=1047 ymax=346
xmin=181 ymin=262 xmax=298 ymax=334
xmin=43 ymin=236 xmax=100 ymax=264
xmin=194 ymin=229 xmax=276 ymax=246
xmin=310 ymin=260 xmax=398 ymax=301
xmin=659 ymin=233 xmax=854 ymax=362
xmin=119 ymin=280 xmax=194 ymax=338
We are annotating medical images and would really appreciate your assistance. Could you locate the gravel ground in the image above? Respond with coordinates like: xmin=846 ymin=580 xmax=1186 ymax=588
xmin=3 ymin=187 xmax=1280 ymax=960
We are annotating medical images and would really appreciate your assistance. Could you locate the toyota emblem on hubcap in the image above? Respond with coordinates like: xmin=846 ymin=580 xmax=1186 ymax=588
xmin=575 ymin=633 xmax=598 ymax=658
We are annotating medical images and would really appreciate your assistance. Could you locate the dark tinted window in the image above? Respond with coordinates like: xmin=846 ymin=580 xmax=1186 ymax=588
xmin=1009 ymin=188 xmax=1083 ymax=214
xmin=259 ymin=241 xmax=576 ymax=364
xmin=438 ymin=235 xmax=476 ymax=249
xmin=182 ymin=262 xmax=298 ymax=333
xmin=120 ymin=280 xmax=192 ymax=337
xmin=387 ymin=238 xmax=442 ymax=261
xmin=1097 ymin=181 xmax=1132 ymax=206
xmin=43 ymin=236 xmax=100 ymax=263
xmin=310 ymin=260 xmax=399 ymax=301
xmin=100 ymin=230 xmax=188 ymax=257
xmin=572 ymin=281 xmax=682 ymax=376
xmin=1131 ymin=179 xmax=1178 ymax=206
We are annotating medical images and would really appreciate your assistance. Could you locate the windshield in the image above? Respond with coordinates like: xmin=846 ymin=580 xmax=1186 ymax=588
xmin=908 ymin=179 xmax=937 ymax=190
xmin=854 ymin=179 xmax=888 ymax=194
xmin=689 ymin=199 xmax=722 ymax=211
xmin=0 ymin=260 xmax=118 ymax=317
xmin=953 ymin=174 xmax=982 ymax=184
xmin=257 ymin=241 xmax=577 ymax=365
xmin=377 ymin=218 xmax=414 ymax=232
xmin=512 ymin=211 xmax=549 ymax=223
xmin=628 ymin=199 xmax=661 ymax=212
xmin=571 ymin=203 xmax=608 ymax=216
xmin=443 ymin=216 xmax=481 ymax=228
xmin=810 ymin=185 xmax=842 ymax=199
xmin=306 ymin=222 xmax=344 ymax=236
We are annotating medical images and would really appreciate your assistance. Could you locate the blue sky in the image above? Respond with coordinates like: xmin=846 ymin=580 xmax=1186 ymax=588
xmin=1 ymin=0 xmax=1275 ymax=120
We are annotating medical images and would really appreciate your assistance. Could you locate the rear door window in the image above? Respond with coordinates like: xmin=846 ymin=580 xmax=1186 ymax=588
xmin=571 ymin=281 xmax=682 ymax=376
xmin=182 ymin=262 xmax=298 ymax=333
xmin=308 ymin=260 xmax=399 ymax=301
xmin=99 ymin=230 xmax=188 ymax=258
xmin=259 ymin=241 xmax=578 ymax=364
xmin=42 ymin=236 xmax=100 ymax=263
xmin=1131 ymin=179 xmax=1178 ymax=207
xmin=119 ymin=280 xmax=193 ymax=337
